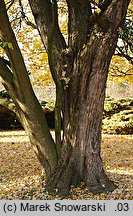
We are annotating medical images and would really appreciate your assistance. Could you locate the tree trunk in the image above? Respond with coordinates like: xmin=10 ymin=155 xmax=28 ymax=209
xmin=0 ymin=0 xmax=130 ymax=196
xmin=45 ymin=26 xmax=118 ymax=195
xmin=0 ymin=0 xmax=58 ymax=177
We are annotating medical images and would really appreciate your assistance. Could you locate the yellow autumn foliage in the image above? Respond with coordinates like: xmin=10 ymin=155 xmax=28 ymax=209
xmin=1 ymin=0 xmax=133 ymax=87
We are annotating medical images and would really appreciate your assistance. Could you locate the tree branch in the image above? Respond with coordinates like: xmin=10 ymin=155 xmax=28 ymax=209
xmin=66 ymin=0 xmax=92 ymax=54
xmin=48 ymin=0 xmax=62 ymax=84
xmin=94 ymin=0 xmax=130 ymax=34
xmin=0 ymin=97 xmax=17 ymax=115
xmin=0 ymin=57 xmax=20 ymax=110
xmin=110 ymin=64 xmax=133 ymax=77
xmin=0 ymin=57 xmax=14 ymax=88
xmin=19 ymin=0 xmax=37 ymax=29
xmin=115 ymin=46 xmax=133 ymax=65
xmin=6 ymin=0 xmax=15 ymax=11
xmin=106 ymin=0 xmax=130 ymax=27
xmin=98 ymin=0 xmax=112 ymax=12
xmin=29 ymin=0 xmax=66 ymax=51
xmin=47 ymin=0 xmax=63 ymax=156
xmin=0 ymin=0 xmax=37 ymax=103
xmin=29 ymin=0 xmax=68 ymax=156
xmin=116 ymin=53 xmax=133 ymax=65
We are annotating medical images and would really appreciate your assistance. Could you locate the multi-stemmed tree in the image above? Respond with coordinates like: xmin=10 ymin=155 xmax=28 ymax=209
xmin=0 ymin=0 xmax=130 ymax=195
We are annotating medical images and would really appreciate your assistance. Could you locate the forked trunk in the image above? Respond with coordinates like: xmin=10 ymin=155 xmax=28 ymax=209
xmin=44 ymin=28 xmax=118 ymax=195
xmin=0 ymin=0 xmax=130 ymax=197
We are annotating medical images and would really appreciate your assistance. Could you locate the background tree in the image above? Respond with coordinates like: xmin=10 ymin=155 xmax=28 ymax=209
xmin=0 ymin=0 xmax=130 ymax=195
xmin=109 ymin=1 xmax=133 ymax=84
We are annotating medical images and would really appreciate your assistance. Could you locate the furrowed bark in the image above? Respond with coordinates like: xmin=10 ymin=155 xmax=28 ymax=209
xmin=60 ymin=0 xmax=130 ymax=194
xmin=29 ymin=0 xmax=130 ymax=196
xmin=47 ymin=0 xmax=62 ymax=157
xmin=29 ymin=0 xmax=67 ymax=158
xmin=0 ymin=0 xmax=130 ymax=196
xmin=66 ymin=0 xmax=92 ymax=54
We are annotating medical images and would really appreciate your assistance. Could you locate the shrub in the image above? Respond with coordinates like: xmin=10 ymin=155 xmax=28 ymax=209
xmin=103 ymin=99 xmax=133 ymax=134
xmin=103 ymin=98 xmax=133 ymax=118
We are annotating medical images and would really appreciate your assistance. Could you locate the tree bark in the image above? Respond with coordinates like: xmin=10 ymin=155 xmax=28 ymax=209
xmin=0 ymin=0 xmax=58 ymax=174
xmin=0 ymin=0 xmax=130 ymax=196
xmin=44 ymin=0 xmax=130 ymax=195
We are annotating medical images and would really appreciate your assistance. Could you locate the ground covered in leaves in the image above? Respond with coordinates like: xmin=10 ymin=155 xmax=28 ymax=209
xmin=0 ymin=130 xmax=133 ymax=200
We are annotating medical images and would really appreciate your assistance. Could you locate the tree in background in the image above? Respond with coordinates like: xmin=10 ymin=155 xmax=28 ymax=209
xmin=0 ymin=0 xmax=130 ymax=195
xmin=109 ymin=1 xmax=133 ymax=83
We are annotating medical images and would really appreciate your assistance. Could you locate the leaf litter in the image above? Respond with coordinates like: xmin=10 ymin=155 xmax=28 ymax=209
xmin=0 ymin=130 xmax=133 ymax=200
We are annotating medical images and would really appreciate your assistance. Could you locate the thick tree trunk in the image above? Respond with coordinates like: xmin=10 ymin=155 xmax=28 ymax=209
xmin=43 ymin=1 xmax=130 ymax=195
xmin=43 ymin=25 xmax=119 ymax=195
xmin=25 ymin=0 xmax=130 ymax=196
xmin=0 ymin=0 xmax=130 ymax=196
